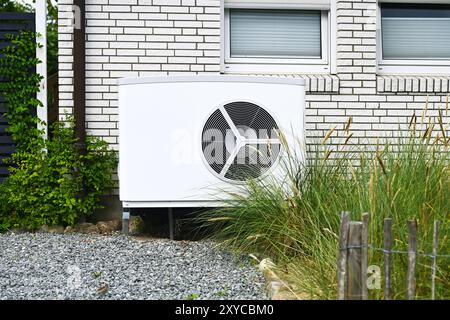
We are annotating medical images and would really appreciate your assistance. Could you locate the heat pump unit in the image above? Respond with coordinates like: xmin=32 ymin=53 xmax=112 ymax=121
xmin=118 ymin=76 xmax=305 ymax=208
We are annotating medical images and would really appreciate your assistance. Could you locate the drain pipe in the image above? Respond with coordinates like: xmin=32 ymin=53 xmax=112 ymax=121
xmin=73 ymin=0 xmax=87 ymax=221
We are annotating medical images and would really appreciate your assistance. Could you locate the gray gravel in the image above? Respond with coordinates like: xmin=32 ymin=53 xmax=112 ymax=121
xmin=0 ymin=233 xmax=266 ymax=300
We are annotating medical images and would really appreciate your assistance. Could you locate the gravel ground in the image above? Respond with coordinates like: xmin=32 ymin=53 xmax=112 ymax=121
xmin=0 ymin=233 xmax=266 ymax=300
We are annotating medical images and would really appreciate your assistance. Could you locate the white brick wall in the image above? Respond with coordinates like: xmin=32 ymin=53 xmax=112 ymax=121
xmin=58 ymin=0 xmax=450 ymax=155
xmin=58 ymin=0 xmax=222 ymax=150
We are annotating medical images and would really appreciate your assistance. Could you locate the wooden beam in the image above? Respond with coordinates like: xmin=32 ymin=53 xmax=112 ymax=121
xmin=73 ymin=0 xmax=86 ymax=155
xmin=347 ymin=221 xmax=363 ymax=300
xmin=407 ymin=220 xmax=417 ymax=300
xmin=361 ymin=213 xmax=369 ymax=300
xmin=337 ymin=211 xmax=350 ymax=300
xmin=431 ymin=221 xmax=439 ymax=300
xmin=383 ymin=218 xmax=392 ymax=300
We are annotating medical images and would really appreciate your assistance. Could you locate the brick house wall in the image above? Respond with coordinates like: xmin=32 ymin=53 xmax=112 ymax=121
xmin=58 ymin=0 xmax=450 ymax=195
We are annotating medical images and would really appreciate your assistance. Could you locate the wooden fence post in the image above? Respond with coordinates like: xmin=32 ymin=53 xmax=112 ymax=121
xmin=337 ymin=216 xmax=439 ymax=300
xmin=347 ymin=221 xmax=363 ymax=300
xmin=431 ymin=220 xmax=439 ymax=300
xmin=383 ymin=218 xmax=392 ymax=300
xmin=361 ymin=213 xmax=369 ymax=300
xmin=338 ymin=212 xmax=350 ymax=300
xmin=407 ymin=220 xmax=417 ymax=300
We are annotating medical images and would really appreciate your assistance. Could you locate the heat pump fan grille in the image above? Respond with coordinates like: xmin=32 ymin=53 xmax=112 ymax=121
xmin=202 ymin=102 xmax=282 ymax=182
xmin=202 ymin=109 xmax=232 ymax=174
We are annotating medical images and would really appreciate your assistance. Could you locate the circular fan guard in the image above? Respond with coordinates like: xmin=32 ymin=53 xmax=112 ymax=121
xmin=202 ymin=101 xmax=282 ymax=182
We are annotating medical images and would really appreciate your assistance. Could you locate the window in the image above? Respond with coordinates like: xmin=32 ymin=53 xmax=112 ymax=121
xmin=378 ymin=2 xmax=450 ymax=75
xmin=222 ymin=1 xmax=333 ymax=74
xmin=229 ymin=9 xmax=322 ymax=59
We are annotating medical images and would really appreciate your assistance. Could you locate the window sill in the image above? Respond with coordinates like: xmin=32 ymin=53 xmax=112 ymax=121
xmin=377 ymin=75 xmax=450 ymax=93
xmin=227 ymin=73 xmax=339 ymax=93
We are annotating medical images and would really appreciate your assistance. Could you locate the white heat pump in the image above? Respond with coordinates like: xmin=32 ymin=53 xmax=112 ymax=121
xmin=118 ymin=76 xmax=305 ymax=208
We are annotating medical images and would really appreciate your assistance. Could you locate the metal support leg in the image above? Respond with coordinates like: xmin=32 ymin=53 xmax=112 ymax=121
xmin=122 ymin=208 xmax=130 ymax=234
xmin=168 ymin=208 xmax=174 ymax=240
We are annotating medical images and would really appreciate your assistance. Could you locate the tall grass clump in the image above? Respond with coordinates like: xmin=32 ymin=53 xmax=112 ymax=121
xmin=197 ymin=108 xmax=450 ymax=300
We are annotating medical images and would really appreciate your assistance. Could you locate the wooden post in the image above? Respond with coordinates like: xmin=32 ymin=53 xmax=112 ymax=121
xmin=383 ymin=218 xmax=392 ymax=300
xmin=347 ymin=221 xmax=363 ymax=300
xmin=431 ymin=221 xmax=439 ymax=300
xmin=338 ymin=211 xmax=350 ymax=300
xmin=361 ymin=213 xmax=369 ymax=300
xmin=73 ymin=0 xmax=87 ymax=222
xmin=407 ymin=220 xmax=417 ymax=300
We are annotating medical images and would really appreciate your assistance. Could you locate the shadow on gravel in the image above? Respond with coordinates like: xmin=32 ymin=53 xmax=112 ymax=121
xmin=130 ymin=208 xmax=213 ymax=241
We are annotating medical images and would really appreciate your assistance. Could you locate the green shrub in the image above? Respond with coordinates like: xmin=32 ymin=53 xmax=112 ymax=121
xmin=0 ymin=119 xmax=117 ymax=230
xmin=197 ymin=113 xmax=450 ymax=300
xmin=0 ymin=31 xmax=44 ymax=149
xmin=0 ymin=31 xmax=117 ymax=231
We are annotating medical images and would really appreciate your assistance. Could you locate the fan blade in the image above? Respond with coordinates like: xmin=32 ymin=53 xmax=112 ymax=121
xmin=244 ymin=138 xmax=281 ymax=144
xmin=220 ymin=142 xmax=242 ymax=177
xmin=219 ymin=105 xmax=242 ymax=141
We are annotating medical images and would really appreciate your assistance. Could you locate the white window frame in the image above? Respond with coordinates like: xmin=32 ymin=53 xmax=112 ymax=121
xmin=221 ymin=3 xmax=335 ymax=74
xmin=377 ymin=0 xmax=450 ymax=75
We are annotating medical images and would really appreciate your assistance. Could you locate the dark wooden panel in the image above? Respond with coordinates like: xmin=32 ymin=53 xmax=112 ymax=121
xmin=0 ymin=30 xmax=24 ymax=38
xmin=0 ymin=166 xmax=10 ymax=176
xmin=0 ymin=12 xmax=35 ymax=181
xmin=0 ymin=136 xmax=13 ymax=144
xmin=0 ymin=113 xmax=8 ymax=123
xmin=0 ymin=145 xmax=15 ymax=154
xmin=0 ymin=42 xmax=16 ymax=49
xmin=0 ymin=22 xmax=33 ymax=31
xmin=0 ymin=12 xmax=35 ymax=20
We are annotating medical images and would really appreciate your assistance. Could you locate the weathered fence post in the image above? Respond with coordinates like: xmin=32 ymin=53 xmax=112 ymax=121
xmin=338 ymin=211 xmax=350 ymax=300
xmin=361 ymin=213 xmax=369 ymax=300
xmin=431 ymin=220 xmax=439 ymax=300
xmin=338 ymin=215 xmax=440 ymax=300
xmin=407 ymin=220 xmax=417 ymax=300
xmin=347 ymin=221 xmax=363 ymax=299
xmin=383 ymin=218 xmax=392 ymax=300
